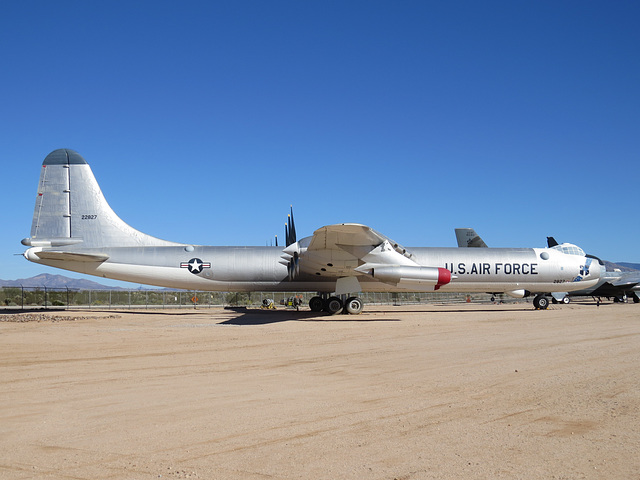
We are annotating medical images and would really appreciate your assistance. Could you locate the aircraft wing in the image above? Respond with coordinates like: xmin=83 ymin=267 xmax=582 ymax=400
xmin=296 ymin=223 xmax=412 ymax=277
xmin=291 ymin=223 xmax=451 ymax=291
xmin=610 ymin=272 xmax=640 ymax=287
xmin=308 ymin=223 xmax=408 ymax=253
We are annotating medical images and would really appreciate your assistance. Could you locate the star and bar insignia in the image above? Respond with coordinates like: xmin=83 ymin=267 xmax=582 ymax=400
xmin=180 ymin=258 xmax=211 ymax=274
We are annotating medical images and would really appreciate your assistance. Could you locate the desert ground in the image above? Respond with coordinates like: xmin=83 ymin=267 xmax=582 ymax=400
xmin=1 ymin=301 xmax=639 ymax=480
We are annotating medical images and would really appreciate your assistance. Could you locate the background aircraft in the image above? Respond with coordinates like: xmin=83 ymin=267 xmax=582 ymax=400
xmin=22 ymin=149 xmax=601 ymax=313
xmin=455 ymin=228 xmax=488 ymax=248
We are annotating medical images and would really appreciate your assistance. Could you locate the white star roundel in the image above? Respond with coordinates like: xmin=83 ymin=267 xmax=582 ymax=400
xmin=180 ymin=258 xmax=211 ymax=275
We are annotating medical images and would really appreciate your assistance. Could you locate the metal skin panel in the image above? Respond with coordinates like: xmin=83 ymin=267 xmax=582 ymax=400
xmin=22 ymin=149 xmax=602 ymax=296
xmin=30 ymin=163 xmax=71 ymax=239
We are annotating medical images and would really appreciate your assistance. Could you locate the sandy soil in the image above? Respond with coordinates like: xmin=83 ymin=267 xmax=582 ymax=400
xmin=1 ymin=301 xmax=639 ymax=479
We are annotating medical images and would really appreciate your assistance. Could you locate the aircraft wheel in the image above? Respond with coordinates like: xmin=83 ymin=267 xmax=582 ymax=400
xmin=533 ymin=295 xmax=549 ymax=310
xmin=324 ymin=296 xmax=343 ymax=315
xmin=562 ymin=296 xmax=571 ymax=304
xmin=345 ymin=296 xmax=363 ymax=315
xmin=552 ymin=298 xmax=558 ymax=304
xmin=633 ymin=294 xmax=639 ymax=304
xmin=309 ymin=296 xmax=324 ymax=312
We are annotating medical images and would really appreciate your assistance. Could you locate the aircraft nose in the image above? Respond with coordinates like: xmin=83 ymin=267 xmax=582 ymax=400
xmin=578 ymin=256 xmax=600 ymax=281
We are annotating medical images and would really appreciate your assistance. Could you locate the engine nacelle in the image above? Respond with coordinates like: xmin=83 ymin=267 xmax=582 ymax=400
xmin=505 ymin=289 xmax=530 ymax=298
xmin=371 ymin=265 xmax=452 ymax=289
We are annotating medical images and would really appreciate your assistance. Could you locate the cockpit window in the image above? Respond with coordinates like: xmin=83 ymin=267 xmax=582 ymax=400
xmin=551 ymin=243 xmax=585 ymax=256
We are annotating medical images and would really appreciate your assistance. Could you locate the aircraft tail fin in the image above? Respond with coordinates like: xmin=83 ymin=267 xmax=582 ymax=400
xmin=455 ymin=228 xmax=488 ymax=248
xmin=22 ymin=149 xmax=179 ymax=249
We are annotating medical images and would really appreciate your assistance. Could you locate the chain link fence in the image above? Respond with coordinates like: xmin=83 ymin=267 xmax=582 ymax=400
xmin=0 ymin=286 xmax=501 ymax=310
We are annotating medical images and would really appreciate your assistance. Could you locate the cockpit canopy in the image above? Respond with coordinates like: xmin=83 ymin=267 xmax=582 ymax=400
xmin=551 ymin=243 xmax=586 ymax=257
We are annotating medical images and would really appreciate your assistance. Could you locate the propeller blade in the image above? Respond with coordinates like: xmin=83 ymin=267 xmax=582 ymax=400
xmin=289 ymin=205 xmax=296 ymax=244
xmin=285 ymin=221 xmax=290 ymax=247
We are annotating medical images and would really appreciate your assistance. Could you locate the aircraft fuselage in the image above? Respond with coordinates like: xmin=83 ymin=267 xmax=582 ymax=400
xmin=25 ymin=243 xmax=597 ymax=294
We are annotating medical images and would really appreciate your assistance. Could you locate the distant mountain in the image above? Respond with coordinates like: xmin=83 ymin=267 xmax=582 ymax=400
xmin=603 ymin=261 xmax=640 ymax=272
xmin=0 ymin=273 xmax=124 ymax=290
xmin=615 ymin=262 xmax=640 ymax=271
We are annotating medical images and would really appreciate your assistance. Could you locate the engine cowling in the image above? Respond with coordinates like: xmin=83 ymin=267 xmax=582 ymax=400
xmin=371 ymin=265 xmax=452 ymax=290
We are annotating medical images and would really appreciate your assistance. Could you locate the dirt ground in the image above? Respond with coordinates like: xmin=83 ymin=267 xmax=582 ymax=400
xmin=1 ymin=301 xmax=639 ymax=480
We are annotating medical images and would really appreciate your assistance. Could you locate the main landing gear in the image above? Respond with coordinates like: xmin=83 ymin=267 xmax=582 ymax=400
xmin=533 ymin=294 xmax=550 ymax=310
xmin=308 ymin=294 xmax=364 ymax=315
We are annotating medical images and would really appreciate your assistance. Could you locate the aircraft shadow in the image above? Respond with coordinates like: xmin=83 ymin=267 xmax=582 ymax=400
xmin=219 ymin=307 xmax=401 ymax=325
xmin=0 ymin=307 xmax=67 ymax=314
xmin=412 ymin=307 xmax=537 ymax=314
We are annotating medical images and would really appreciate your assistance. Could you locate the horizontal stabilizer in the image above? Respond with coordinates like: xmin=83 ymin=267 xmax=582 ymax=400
xmin=21 ymin=237 xmax=84 ymax=248
xmin=34 ymin=250 xmax=110 ymax=263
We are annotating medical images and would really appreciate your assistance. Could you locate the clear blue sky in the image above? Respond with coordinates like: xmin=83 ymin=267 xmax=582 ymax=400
xmin=2 ymin=1 xmax=639 ymax=287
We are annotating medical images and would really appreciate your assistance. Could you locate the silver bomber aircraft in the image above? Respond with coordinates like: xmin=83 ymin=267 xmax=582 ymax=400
xmin=22 ymin=149 xmax=601 ymax=313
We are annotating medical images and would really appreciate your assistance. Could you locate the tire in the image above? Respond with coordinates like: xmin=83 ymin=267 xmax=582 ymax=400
xmin=345 ymin=296 xmax=363 ymax=315
xmin=309 ymin=296 xmax=324 ymax=312
xmin=534 ymin=295 xmax=549 ymax=310
xmin=562 ymin=296 xmax=571 ymax=304
xmin=324 ymin=296 xmax=343 ymax=315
